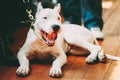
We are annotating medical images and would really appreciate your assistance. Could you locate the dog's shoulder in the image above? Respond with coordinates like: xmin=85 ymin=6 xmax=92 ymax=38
xmin=25 ymin=28 xmax=38 ymax=43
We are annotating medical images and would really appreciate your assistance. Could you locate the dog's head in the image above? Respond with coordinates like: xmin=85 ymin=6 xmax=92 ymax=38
xmin=33 ymin=2 xmax=61 ymax=46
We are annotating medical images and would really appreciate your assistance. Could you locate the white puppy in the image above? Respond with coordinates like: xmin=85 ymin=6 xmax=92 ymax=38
xmin=16 ymin=2 xmax=120 ymax=78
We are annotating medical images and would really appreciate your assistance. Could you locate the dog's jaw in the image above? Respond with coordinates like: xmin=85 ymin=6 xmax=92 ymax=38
xmin=40 ymin=29 xmax=57 ymax=46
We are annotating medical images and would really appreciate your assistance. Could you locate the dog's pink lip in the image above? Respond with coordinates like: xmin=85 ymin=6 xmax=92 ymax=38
xmin=40 ymin=29 xmax=57 ymax=46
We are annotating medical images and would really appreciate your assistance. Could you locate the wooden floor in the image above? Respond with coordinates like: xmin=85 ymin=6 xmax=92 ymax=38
xmin=1 ymin=0 xmax=120 ymax=80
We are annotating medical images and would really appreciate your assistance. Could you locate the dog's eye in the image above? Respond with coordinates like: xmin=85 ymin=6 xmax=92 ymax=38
xmin=43 ymin=17 xmax=47 ymax=19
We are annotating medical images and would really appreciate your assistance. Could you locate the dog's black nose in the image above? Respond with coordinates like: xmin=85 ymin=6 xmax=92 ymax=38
xmin=52 ymin=24 xmax=60 ymax=32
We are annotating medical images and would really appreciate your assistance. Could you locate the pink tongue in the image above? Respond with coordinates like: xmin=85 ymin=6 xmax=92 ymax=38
xmin=46 ymin=33 xmax=57 ymax=46
xmin=47 ymin=32 xmax=57 ymax=40
xmin=40 ymin=29 xmax=57 ymax=46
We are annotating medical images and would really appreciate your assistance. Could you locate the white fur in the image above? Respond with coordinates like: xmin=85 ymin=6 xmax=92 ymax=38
xmin=16 ymin=2 xmax=120 ymax=78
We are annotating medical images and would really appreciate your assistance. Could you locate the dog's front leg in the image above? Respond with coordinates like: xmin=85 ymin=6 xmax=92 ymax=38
xmin=49 ymin=53 xmax=67 ymax=78
xmin=49 ymin=43 xmax=67 ymax=78
xmin=16 ymin=43 xmax=30 ymax=77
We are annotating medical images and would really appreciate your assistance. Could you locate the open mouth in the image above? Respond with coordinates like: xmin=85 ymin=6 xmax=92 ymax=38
xmin=40 ymin=29 xmax=57 ymax=46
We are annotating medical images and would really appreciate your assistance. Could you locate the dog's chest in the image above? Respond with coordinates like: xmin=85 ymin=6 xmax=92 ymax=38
xmin=31 ymin=40 xmax=59 ymax=60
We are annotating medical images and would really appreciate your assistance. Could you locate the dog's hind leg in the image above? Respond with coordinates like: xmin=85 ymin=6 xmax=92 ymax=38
xmin=93 ymin=38 xmax=107 ymax=63
xmin=69 ymin=39 xmax=102 ymax=63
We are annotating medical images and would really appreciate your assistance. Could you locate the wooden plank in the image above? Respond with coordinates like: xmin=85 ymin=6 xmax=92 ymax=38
xmin=104 ymin=61 xmax=120 ymax=80
xmin=102 ymin=17 xmax=120 ymax=80
xmin=16 ymin=61 xmax=54 ymax=80
xmin=103 ymin=0 xmax=120 ymax=36
xmin=61 ymin=56 xmax=89 ymax=80
xmin=81 ymin=37 xmax=120 ymax=80
xmin=0 ymin=66 xmax=17 ymax=80
xmin=103 ymin=0 xmax=118 ymax=22
xmin=82 ymin=62 xmax=110 ymax=80
xmin=39 ymin=55 xmax=77 ymax=80
xmin=104 ymin=47 xmax=120 ymax=80
xmin=100 ymin=0 xmax=120 ymax=79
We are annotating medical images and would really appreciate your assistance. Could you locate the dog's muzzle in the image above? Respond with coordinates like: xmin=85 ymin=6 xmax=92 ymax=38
xmin=40 ymin=25 xmax=60 ymax=46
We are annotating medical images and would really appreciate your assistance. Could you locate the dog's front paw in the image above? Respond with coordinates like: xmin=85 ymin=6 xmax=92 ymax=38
xmin=86 ymin=55 xmax=98 ymax=64
xmin=49 ymin=67 xmax=62 ymax=78
xmin=16 ymin=66 xmax=29 ymax=77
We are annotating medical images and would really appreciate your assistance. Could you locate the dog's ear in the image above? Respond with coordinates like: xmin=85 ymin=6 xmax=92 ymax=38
xmin=37 ymin=2 xmax=43 ymax=12
xmin=53 ymin=3 xmax=61 ymax=13
xmin=35 ymin=2 xmax=43 ymax=18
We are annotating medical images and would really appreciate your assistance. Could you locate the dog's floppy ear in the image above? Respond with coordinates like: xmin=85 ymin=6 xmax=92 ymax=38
xmin=53 ymin=3 xmax=61 ymax=13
